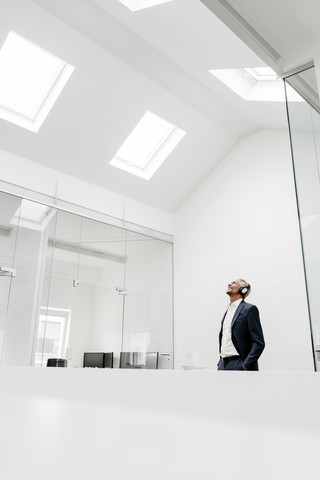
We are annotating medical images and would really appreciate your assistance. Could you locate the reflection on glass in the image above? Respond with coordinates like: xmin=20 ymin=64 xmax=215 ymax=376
xmin=122 ymin=232 xmax=173 ymax=368
xmin=285 ymin=66 xmax=320 ymax=370
xmin=0 ymin=191 xmax=173 ymax=368
xmin=35 ymin=308 xmax=70 ymax=367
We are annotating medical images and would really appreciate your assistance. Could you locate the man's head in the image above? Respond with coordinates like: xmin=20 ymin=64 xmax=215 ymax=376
xmin=226 ymin=278 xmax=251 ymax=300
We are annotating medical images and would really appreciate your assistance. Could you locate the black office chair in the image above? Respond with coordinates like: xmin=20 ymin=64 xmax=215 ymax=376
xmin=119 ymin=352 xmax=159 ymax=369
xmin=103 ymin=352 xmax=114 ymax=368
xmin=47 ymin=358 xmax=67 ymax=367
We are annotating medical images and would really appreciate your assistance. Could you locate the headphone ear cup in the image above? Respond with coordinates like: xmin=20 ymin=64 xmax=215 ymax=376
xmin=240 ymin=284 xmax=250 ymax=295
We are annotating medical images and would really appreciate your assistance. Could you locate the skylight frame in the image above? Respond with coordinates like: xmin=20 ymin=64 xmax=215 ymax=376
xmin=109 ymin=111 xmax=186 ymax=180
xmin=209 ymin=67 xmax=304 ymax=102
xmin=0 ymin=31 xmax=74 ymax=132
xmin=237 ymin=67 xmax=280 ymax=84
xmin=115 ymin=0 xmax=174 ymax=11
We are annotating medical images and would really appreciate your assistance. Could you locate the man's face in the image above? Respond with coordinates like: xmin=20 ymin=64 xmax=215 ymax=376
xmin=226 ymin=279 xmax=242 ymax=295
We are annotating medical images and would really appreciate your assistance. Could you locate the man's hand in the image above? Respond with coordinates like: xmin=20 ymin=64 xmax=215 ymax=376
xmin=243 ymin=364 xmax=247 ymax=371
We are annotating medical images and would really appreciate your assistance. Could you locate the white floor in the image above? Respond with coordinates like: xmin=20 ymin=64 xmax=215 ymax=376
xmin=0 ymin=367 xmax=319 ymax=480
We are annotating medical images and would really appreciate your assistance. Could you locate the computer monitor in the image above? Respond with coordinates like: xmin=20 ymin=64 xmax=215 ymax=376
xmin=83 ymin=352 xmax=104 ymax=368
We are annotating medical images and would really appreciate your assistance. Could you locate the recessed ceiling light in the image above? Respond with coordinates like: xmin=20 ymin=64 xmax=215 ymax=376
xmin=209 ymin=67 xmax=303 ymax=102
xmin=0 ymin=31 xmax=74 ymax=132
xmin=115 ymin=0 xmax=174 ymax=11
xmin=109 ymin=111 xmax=186 ymax=180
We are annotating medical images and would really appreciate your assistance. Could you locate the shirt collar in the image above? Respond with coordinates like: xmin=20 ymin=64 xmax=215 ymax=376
xmin=228 ymin=298 xmax=242 ymax=309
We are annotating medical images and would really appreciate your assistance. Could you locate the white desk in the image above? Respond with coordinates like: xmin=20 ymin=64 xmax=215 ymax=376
xmin=0 ymin=368 xmax=319 ymax=479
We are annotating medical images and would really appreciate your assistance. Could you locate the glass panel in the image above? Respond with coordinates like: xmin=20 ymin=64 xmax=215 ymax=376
xmin=34 ymin=209 xmax=81 ymax=367
xmin=73 ymin=217 xmax=127 ymax=368
xmin=35 ymin=310 xmax=71 ymax=366
xmin=285 ymin=66 xmax=320 ymax=370
xmin=0 ymin=192 xmax=21 ymax=363
xmin=0 ymin=190 xmax=174 ymax=368
xmin=122 ymin=232 xmax=173 ymax=369
xmin=1 ymin=193 xmax=56 ymax=365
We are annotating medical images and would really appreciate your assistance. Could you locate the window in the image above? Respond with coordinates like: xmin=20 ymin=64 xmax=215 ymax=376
xmin=0 ymin=31 xmax=74 ymax=132
xmin=236 ymin=67 xmax=279 ymax=84
xmin=34 ymin=308 xmax=71 ymax=367
xmin=94 ymin=0 xmax=174 ymax=12
xmin=209 ymin=67 xmax=303 ymax=102
xmin=109 ymin=111 xmax=186 ymax=179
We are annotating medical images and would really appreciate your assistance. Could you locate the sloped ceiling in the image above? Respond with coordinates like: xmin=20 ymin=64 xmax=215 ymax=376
xmin=202 ymin=0 xmax=320 ymax=73
xmin=0 ymin=0 xmax=294 ymax=212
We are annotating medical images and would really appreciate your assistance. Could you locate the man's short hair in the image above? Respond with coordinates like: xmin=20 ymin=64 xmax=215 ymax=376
xmin=239 ymin=279 xmax=251 ymax=299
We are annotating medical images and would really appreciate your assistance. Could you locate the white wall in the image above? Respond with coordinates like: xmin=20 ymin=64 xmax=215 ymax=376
xmin=174 ymin=129 xmax=314 ymax=371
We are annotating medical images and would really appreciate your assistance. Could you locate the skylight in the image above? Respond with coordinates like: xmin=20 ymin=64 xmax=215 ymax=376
xmin=209 ymin=67 xmax=303 ymax=102
xmin=116 ymin=0 xmax=174 ymax=11
xmin=236 ymin=67 xmax=279 ymax=84
xmin=0 ymin=31 xmax=74 ymax=132
xmin=109 ymin=111 xmax=186 ymax=180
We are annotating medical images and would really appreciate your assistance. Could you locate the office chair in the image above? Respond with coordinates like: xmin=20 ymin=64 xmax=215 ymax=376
xmin=46 ymin=358 xmax=67 ymax=367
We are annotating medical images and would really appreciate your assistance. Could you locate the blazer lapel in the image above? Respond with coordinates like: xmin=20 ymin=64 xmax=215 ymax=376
xmin=231 ymin=301 xmax=245 ymax=328
xmin=221 ymin=310 xmax=228 ymax=327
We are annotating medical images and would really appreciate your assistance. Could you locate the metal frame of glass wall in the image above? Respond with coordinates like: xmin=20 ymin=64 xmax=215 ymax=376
xmin=284 ymin=64 xmax=320 ymax=370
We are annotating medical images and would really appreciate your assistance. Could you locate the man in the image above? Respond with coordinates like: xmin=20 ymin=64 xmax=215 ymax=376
xmin=218 ymin=279 xmax=265 ymax=371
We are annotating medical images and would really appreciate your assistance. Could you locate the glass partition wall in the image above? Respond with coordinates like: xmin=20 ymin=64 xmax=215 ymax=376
xmin=0 ymin=191 xmax=173 ymax=369
xmin=285 ymin=65 xmax=320 ymax=370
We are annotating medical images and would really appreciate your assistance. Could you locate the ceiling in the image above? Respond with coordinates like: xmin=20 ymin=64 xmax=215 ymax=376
xmin=207 ymin=0 xmax=320 ymax=73
xmin=0 ymin=0 xmax=318 ymax=212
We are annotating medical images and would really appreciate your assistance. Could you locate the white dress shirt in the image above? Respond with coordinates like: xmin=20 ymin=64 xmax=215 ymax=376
xmin=220 ymin=298 xmax=242 ymax=358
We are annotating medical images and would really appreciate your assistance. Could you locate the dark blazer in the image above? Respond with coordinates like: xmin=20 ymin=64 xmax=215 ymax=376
xmin=219 ymin=300 xmax=265 ymax=370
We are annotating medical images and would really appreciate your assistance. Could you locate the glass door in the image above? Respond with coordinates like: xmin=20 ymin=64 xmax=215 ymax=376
xmin=73 ymin=217 xmax=126 ymax=368
xmin=121 ymin=231 xmax=173 ymax=369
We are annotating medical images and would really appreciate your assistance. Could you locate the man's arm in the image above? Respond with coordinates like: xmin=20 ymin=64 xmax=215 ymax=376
xmin=243 ymin=305 xmax=265 ymax=369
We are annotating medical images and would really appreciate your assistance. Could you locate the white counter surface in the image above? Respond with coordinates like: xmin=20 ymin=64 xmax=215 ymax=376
xmin=0 ymin=368 xmax=319 ymax=480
